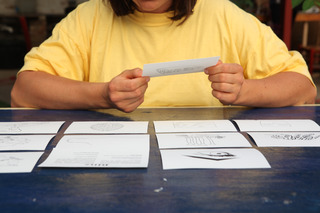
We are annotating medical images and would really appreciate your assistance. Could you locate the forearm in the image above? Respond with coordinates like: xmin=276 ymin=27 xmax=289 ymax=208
xmin=11 ymin=71 xmax=111 ymax=109
xmin=234 ymin=72 xmax=316 ymax=107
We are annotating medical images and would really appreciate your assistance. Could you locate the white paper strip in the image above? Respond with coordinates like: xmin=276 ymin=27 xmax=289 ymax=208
xmin=143 ymin=57 xmax=220 ymax=77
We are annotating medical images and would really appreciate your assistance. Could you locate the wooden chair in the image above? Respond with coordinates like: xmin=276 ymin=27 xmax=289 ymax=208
xmin=295 ymin=12 xmax=320 ymax=74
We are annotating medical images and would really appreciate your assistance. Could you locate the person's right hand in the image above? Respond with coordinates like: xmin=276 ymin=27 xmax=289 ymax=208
xmin=105 ymin=68 xmax=150 ymax=112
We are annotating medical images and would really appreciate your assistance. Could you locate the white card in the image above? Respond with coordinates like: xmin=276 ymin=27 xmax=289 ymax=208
xmin=234 ymin=119 xmax=320 ymax=132
xmin=0 ymin=135 xmax=54 ymax=151
xmin=39 ymin=135 xmax=150 ymax=168
xmin=154 ymin=120 xmax=237 ymax=133
xmin=0 ymin=121 xmax=65 ymax=134
xmin=142 ymin=57 xmax=220 ymax=77
xmin=160 ymin=148 xmax=271 ymax=170
xmin=248 ymin=132 xmax=320 ymax=147
xmin=156 ymin=132 xmax=251 ymax=149
xmin=64 ymin=121 xmax=148 ymax=134
xmin=0 ymin=152 xmax=43 ymax=173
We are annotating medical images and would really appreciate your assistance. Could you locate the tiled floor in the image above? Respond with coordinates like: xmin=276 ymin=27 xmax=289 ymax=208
xmin=1 ymin=69 xmax=320 ymax=107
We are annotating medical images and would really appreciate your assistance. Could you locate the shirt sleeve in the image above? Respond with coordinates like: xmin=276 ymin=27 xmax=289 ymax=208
xmin=224 ymin=2 xmax=313 ymax=84
xmin=19 ymin=1 xmax=97 ymax=82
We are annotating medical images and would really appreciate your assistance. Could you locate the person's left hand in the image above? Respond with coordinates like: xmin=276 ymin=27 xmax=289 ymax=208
xmin=204 ymin=61 xmax=244 ymax=105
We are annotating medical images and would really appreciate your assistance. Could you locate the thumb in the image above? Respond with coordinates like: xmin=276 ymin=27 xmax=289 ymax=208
xmin=216 ymin=60 xmax=223 ymax=65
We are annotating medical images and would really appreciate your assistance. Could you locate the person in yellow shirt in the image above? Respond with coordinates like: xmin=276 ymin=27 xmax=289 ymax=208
xmin=11 ymin=0 xmax=316 ymax=112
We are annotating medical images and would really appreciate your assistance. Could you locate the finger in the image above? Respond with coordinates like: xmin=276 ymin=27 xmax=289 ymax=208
xmin=124 ymin=94 xmax=145 ymax=109
xmin=122 ymin=68 xmax=150 ymax=82
xmin=208 ymin=72 xmax=237 ymax=84
xmin=114 ymin=91 xmax=146 ymax=113
xmin=216 ymin=60 xmax=223 ymax=65
xmin=211 ymin=89 xmax=238 ymax=105
xmin=120 ymin=68 xmax=150 ymax=89
xmin=206 ymin=63 xmax=242 ymax=75
xmin=211 ymin=82 xmax=236 ymax=93
xmin=204 ymin=60 xmax=223 ymax=74
xmin=111 ymin=75 xmax=149 ymax=93
xmin=123 ymin=77 xmax=149 ymax=92
xmin=118 ymin=97 xmax=145 ymax=113
xmin=120 ymin=83 xmax=149 ymax=101
xmin=122 ymin=68 xmax=143 ymax=79
xmin=109 ymin=82 xmax=148 ymax=103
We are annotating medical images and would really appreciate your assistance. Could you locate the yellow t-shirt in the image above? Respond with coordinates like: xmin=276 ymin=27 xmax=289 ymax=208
xmin=21 ymin=0 xmax=313 ymax=107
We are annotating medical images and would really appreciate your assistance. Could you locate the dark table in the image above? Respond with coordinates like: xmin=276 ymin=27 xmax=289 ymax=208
xmin=1 ymin=106 xmax=320 ymax=213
